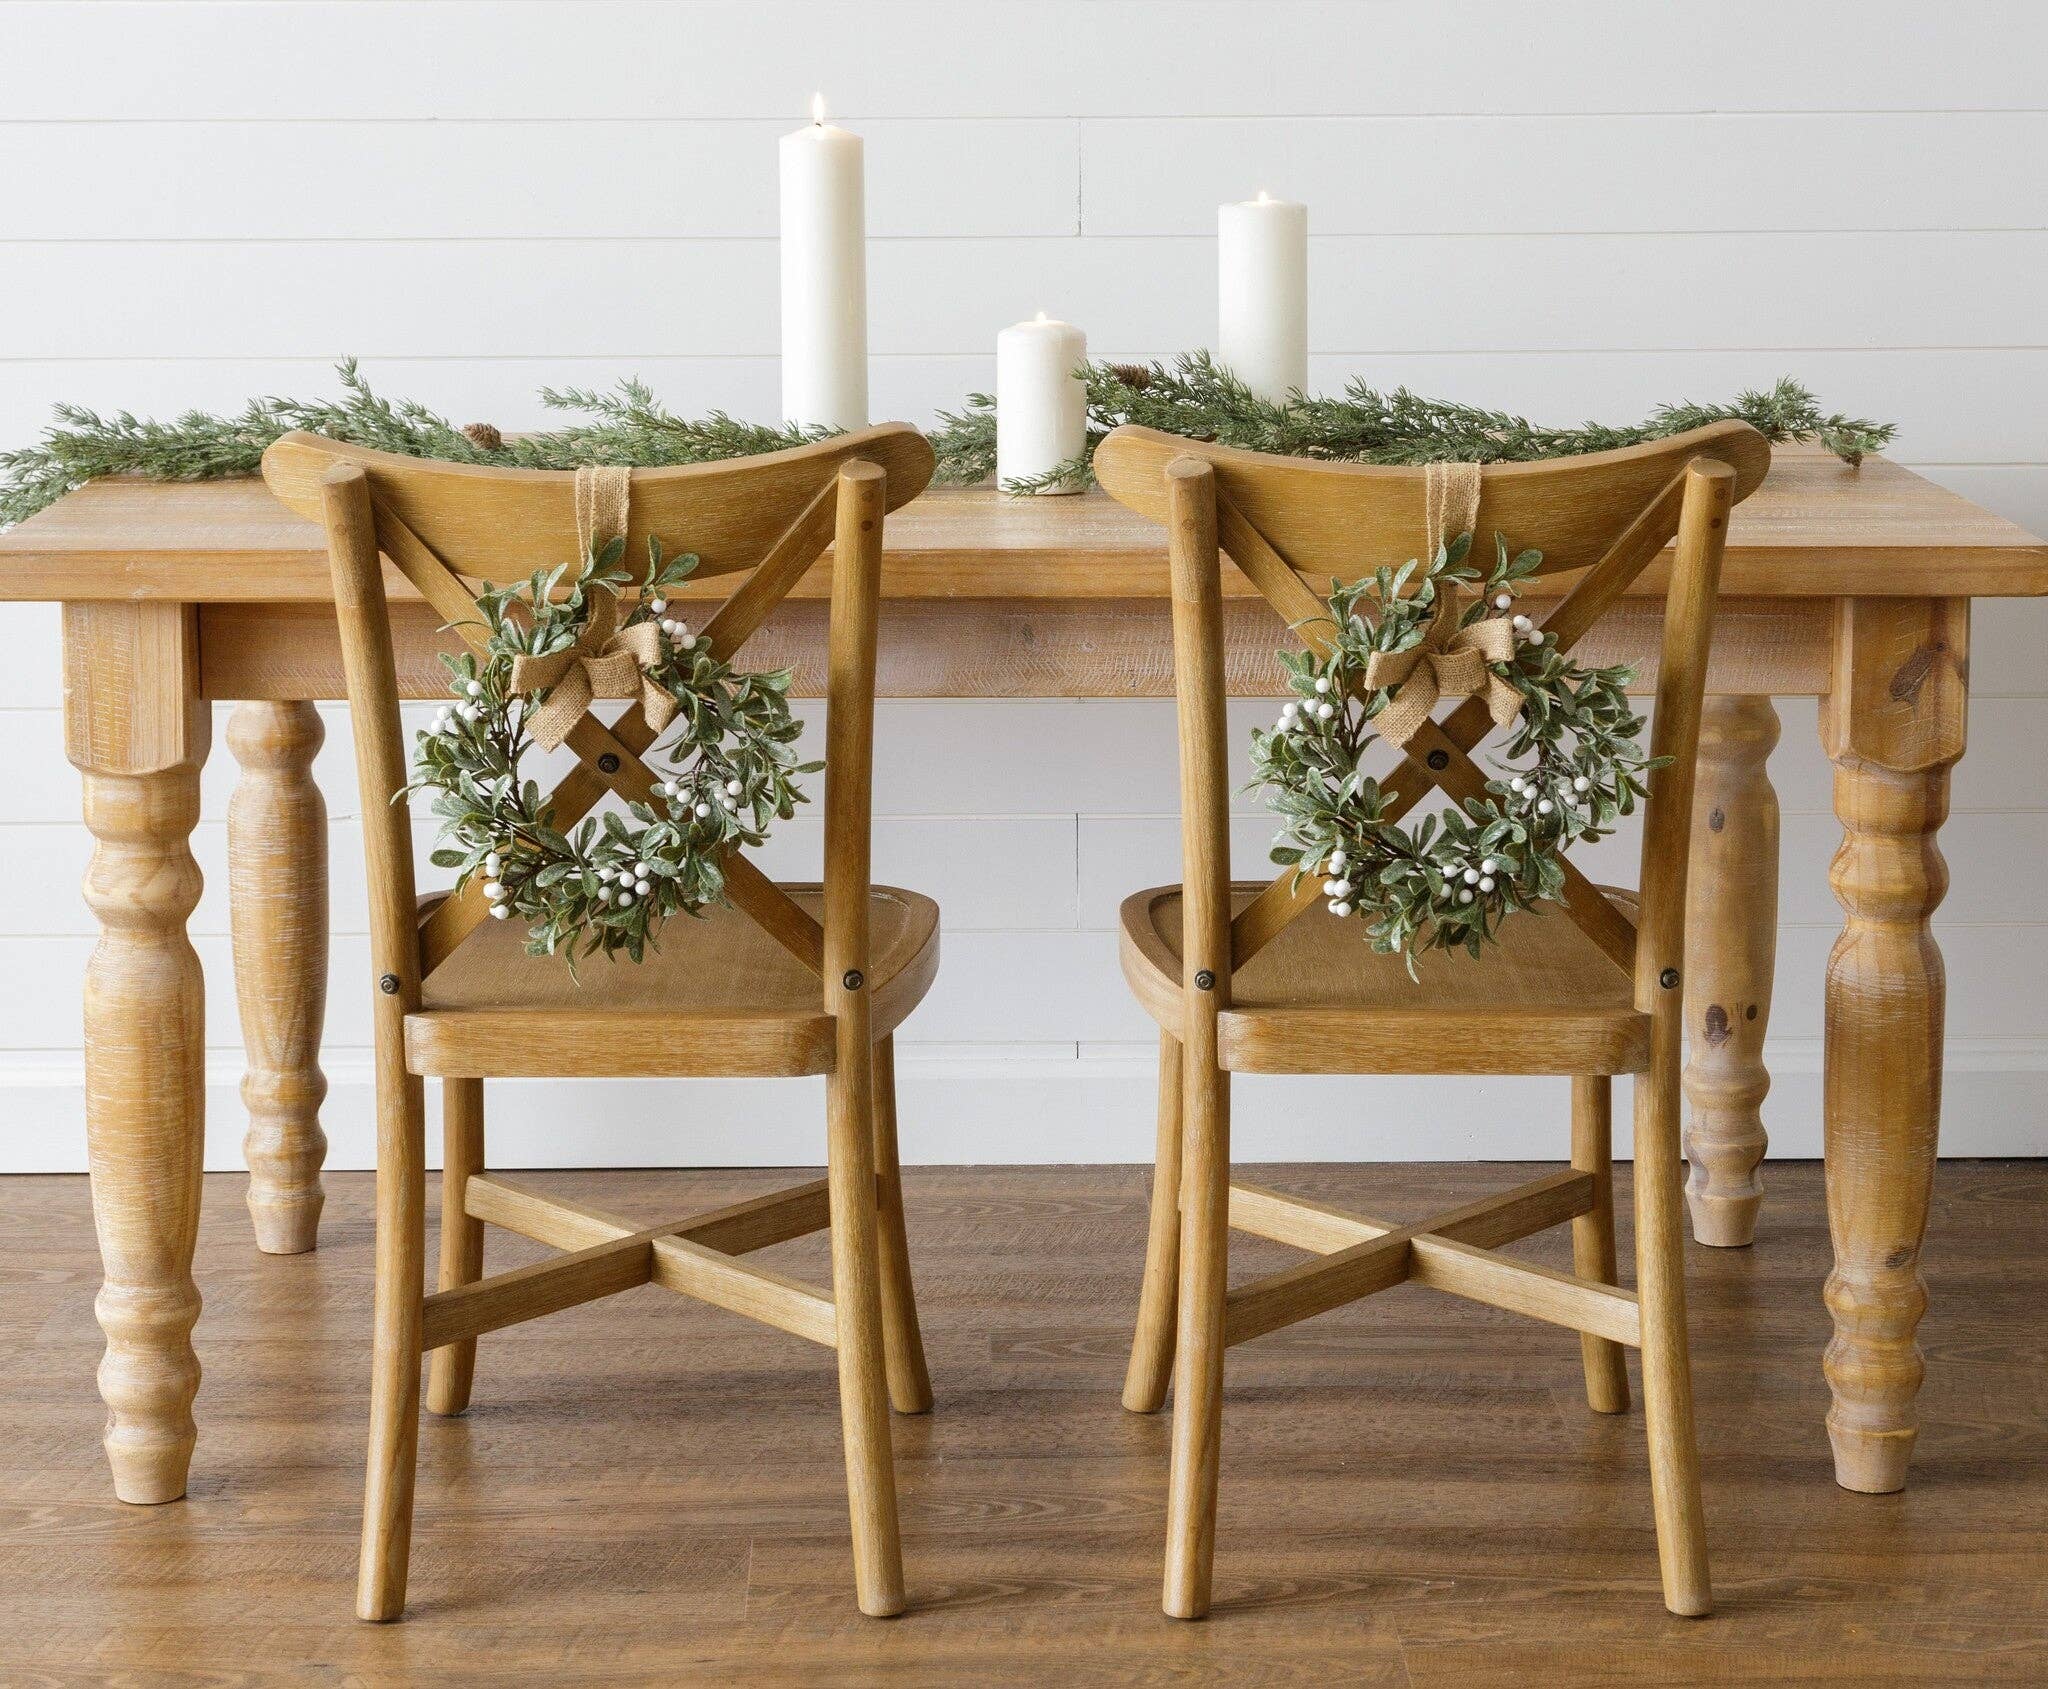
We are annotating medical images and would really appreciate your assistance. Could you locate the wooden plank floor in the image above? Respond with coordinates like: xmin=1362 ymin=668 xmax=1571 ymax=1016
xmin=4 ymin=1160 xmax=2044 ymax=1686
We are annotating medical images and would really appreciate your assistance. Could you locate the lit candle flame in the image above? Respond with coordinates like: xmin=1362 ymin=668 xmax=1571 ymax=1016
xmin=1255 ymin=188 xmax=1273 ymax=204
xmin=811 ymin=92 xmax=827 ymax=125
xmin=1034 ymin=310 xmax=1049 ymax=323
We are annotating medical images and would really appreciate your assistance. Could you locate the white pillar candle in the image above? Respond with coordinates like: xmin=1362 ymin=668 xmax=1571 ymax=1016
xmin=1217 ymin=190 xmax=1308 ymax=404
xmin=779 ymin=94 xmax=868 ymax=431
xmin=996 ymin=311 xmax=1088 ymax=493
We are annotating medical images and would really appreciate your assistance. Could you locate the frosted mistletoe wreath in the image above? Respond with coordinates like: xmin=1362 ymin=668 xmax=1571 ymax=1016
xmin=1252 ymin=527 xmax=1657 ymax=971
xmin=412 ymin=529 xmax=816 ymax=967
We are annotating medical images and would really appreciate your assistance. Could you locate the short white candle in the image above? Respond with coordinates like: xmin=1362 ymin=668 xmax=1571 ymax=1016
xmin=1217 ymin=190 xmax=1308 ymax=404
xmin=996 ymin=311 xmax=1088 ymax=494
xmin=779 ymin=94 xmax=867 ymax=431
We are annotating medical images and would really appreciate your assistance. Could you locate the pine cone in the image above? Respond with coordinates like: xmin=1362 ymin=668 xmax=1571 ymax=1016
xmin=462 ymin=422 xmax=504 ymax=452
xmin=1105 ymin=362 xmax=1153 ymax=390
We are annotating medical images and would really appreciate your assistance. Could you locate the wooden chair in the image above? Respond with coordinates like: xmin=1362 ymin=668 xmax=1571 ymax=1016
xmin=1093 ymin=419 xmax=1772 ymax=1620
xmin=260 ymin=424 xmax=940 ymax=1622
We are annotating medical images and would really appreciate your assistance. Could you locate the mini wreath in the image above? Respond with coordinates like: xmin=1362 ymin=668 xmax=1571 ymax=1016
xmin=1250 ymin=530 xmax=1660 ymax=970
xmin=411 ymin=534 xmax=816 ymax=967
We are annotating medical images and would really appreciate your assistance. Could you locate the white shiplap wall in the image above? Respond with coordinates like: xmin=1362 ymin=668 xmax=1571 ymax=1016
xmin=3 ymin=0 xmax=2044 ymax=1171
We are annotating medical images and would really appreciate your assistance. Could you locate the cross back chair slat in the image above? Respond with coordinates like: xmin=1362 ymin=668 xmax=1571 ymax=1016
xmin=1092 ymin=419 xmax=1769 ymax=1625
xmin=261 ymin=423 xmax=937 ymax=1624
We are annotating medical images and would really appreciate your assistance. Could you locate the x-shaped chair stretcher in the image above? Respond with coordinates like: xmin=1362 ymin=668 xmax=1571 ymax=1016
xmin=1222 ymin=1171 xmax=1640 ymax=1349
xmin=420 ymin=1174 xmax=844 ymax=1354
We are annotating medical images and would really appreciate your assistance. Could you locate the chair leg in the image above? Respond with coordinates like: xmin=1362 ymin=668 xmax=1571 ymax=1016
xmin=1571 ymin=1075 xmax=1630 ymax=1415
xmin=357 ymin=1070 xmax=428 ymax=1623
xmin=870 ymin=1037 xmax=933 ymax=1415
xmin=1163 ymin=1046 xmax=1230 ymax=1620
xmin=425 ymin=1078 xmax=486 ymax=1417
xmin=1124 ymin=1031 xmax=1183 ymax=1413
xmin=1634 ymin=1029 xmax=1713 ymax=1617
xmin=827 ymin=1032 xmax=906 ymax=1617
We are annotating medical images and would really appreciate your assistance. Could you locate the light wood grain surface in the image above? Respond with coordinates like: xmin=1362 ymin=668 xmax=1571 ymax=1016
xmin=2 ymin=448 xmax=2044 ymax=602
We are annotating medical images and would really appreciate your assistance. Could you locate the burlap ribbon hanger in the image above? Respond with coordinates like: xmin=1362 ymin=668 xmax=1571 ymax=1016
xmin=510 ymin=465 xmax=679 ymax=752
xmin=1359 ymin=460 xmax=1522 ymax=748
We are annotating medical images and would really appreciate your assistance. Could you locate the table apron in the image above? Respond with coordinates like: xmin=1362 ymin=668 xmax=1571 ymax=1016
xmin=197 ymin=595 xmax=1833 ymax=702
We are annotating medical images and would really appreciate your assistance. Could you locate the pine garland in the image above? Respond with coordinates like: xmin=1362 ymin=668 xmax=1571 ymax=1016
xmin=929 ymin=351 xmax=1897 ymax=493
xmin=1 ymin=352 xmax=1897 ymax=529
xmin=0 ymin=359 xmax=830 ymax=528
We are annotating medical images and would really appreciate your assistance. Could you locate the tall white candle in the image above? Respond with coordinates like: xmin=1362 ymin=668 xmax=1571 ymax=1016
xmin=996 ymin=312 xmax=1088 ymax=493
xmin=1217 ymin=190 xmax=1308 ymax=404
xmin=779 ymin=94 xmax=868 ymax=431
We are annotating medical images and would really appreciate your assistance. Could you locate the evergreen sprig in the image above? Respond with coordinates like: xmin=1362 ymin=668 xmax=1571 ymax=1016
xmin=930 ymin=351 xmax=1897 ymax=492
xmin=0 ymin=359 xmax=831 ymax=528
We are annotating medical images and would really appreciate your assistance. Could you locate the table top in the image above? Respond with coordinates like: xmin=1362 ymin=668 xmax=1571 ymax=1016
xmin=2 ymin=446 xmax=2043 ymax=603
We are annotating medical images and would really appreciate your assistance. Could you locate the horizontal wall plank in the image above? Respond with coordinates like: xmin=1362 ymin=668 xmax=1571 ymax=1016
xmin=6 ymin=350 xmax=2043 ymax=466
xmin=1083 ymin=114 xmax=2048 ymax=236
xmin=8 ymin=695 xmax=2048 ymax=832
xmin=7 ymin=233 xmax=2043 ymax=359
xmin=0 ymin=119 xmax=1080 ymax=240
xmin=9 ymin=2 xmax=2044 ymax=120
xmin=6 ymin=1041 xmax=2045 ymax=1170
xmin=0 ymin=917 xmax=2041 ymax=1052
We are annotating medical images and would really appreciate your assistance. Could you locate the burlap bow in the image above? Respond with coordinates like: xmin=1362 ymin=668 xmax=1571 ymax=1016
xmin=1355 ymin=458 xmax=1521 ymax=748
xmin=507 ymin=465 xmax=675 ymax=751
xmin=1360 ymin=591 xmax=1520 ymax=748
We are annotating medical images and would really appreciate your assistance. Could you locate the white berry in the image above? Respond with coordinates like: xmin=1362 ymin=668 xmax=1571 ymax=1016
xmin=1511 ymin=614 xmax=1531 ymax=631
xmin=678 ymin=634 xmax=697 ymax=650
xmin=489 ymin=903 xmax=510 ymax=919
xmin=1458 ymin=889 xmax=1474 ymax=904
xmin=1479 ymin=876 xmax=1495 ymax=892
xmin=1494 ymin=593 xmax=1512 ymax=610
xmin=724 ymin=779 xmax=741 ymax=797
xmin=618 ymin=893 xmax=634 ymax=908
xmin=484 ymin=852 xmax=502 ymax=876
xmin=1316 ymin=702 xmax=1335 ymax=720
xmin=1573 ymin=775 xmax=1591 ymax=792
xmin=649 ymin=597 xmax=667 ymax=615
xmin=635 ymin=879 xmax=651 ymax=896
xmin=722 ymin=796 xmax=737 ymax=811
xmin=482 ymin=880 xmax=504 ymax=901
xmin=1328 ymin=849 xmax=1347 ymax=872
xmin=1329 ymin=900 xmax=1352 ymax=918
xmin=1480 ymin=858 xmax=1497 ymax=874
xmin=597 ymin=867 xmax=615 ymax=883
xmin=466 ymin=680 xmax=483 ymax=698
xmin=1537 ymin=798 xmax=1554 ymax=815
xmin=1314 ymin=677 xmax=1331 ymax=695
xmin=1325 ymin=878 xmax=1353 ymax=899
xmin=1509 ymin=778 xmax=1526 ymax=794
xmin=694 ymin=801 xmax=711 ymax=818
xmin=1462 ymin=868 xmax=1480 ymax=886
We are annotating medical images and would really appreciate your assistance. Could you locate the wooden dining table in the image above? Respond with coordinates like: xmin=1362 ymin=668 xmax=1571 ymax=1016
xmin=2 ymin=444 xmax=2042 ymax=1514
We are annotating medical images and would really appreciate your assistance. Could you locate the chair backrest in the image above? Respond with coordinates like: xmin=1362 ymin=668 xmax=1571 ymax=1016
xmin=261 ymin=423 xmax=935 ymax=1022
xmin=1091 ymin=420 xmax=1770 ymax=1016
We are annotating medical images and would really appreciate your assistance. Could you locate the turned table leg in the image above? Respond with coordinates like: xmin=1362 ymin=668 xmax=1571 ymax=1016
xmin=1682 ymin=695 xmax=1780 ymax=1247
xmin=1820 ymin=596 xmax=1967 ymax=1494
xmin=227 ymin=702 xmax=329 ymax=1254
xmin=63 ymin=602 xmax=210 ymax=1504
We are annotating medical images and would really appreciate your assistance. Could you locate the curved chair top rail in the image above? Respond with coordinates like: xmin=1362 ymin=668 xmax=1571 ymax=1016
xmin=1091 ymin=419 xmax=1770 ymax=578
xmin=262 ymin=421 xmax=935 ymax=581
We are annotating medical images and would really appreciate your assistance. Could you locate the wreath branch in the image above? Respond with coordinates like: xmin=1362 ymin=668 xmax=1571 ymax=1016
xmin=1251 ymin=531 xmax=1660 ymax=973
xmin=410 ymin=534 xmax=819 ymax=969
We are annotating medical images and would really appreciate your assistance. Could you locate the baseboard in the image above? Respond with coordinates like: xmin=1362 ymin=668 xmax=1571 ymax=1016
xmin=2 ymin=1039 xmax=2043 ymax=1173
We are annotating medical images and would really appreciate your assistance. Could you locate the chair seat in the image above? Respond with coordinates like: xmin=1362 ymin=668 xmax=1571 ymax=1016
xmin=1119 ymin=882 xmax=1648 ymax=1076
xmin=406 ymin=884 xmax=939 ymax=1078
